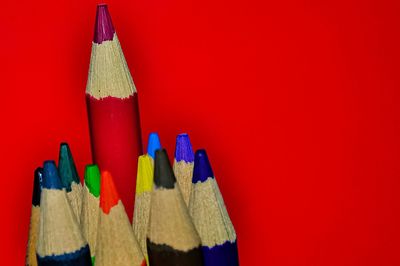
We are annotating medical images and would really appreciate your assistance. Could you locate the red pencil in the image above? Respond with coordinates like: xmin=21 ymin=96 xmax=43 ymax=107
xmin=86 ymin=4 xmax=143 ymax=217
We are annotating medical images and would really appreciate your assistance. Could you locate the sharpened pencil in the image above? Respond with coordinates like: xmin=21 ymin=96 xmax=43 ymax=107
xmin=58 ymin=143 xmax=83 ymax=223
xmin=147 ymin=149 xmax=203 ymax=266
xmin=26 ymin=167 xmax=43 ymax=266
xmin=36 ymin=161 xmax=91 ymax=266
xmin=132 ymin=155 xmax=154 ymax=265
xmin=96 ymin=170 xmax=146 ymax=266
xmin=189 ymin=150 xmax=239 ymax=266
xmin=81 ymin=164 xmax=101 ymax=265
xmin=173 ymin=133 xmax=194 ymax=206
xmin=86 ymin=4 xmax=143 ymax=217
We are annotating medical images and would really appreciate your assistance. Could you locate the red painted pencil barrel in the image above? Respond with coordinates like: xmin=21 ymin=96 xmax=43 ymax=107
xmin=87 ymin=95 xmax=142 ymax=219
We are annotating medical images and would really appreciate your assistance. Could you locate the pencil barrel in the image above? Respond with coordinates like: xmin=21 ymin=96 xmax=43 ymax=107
xmin=86 ymin=94 xmax=142 ymax=218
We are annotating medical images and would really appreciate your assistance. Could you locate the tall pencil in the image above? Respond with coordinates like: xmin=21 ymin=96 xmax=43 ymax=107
xmin=147 ymin=149 xmax=203 ymax=266
xmin=86 ymin=4 xmax=143 ymax=217
xmin=81 ymin=164 xmax=101 ymax=265
xmin=36 ymin=161 xmax=91 ymax=266
xmin=173 ymin=133 xmax=194 ymax=206
xmin=26 ymin=167 xmax=43 ymax=266
xmin=132 ymin=155 xmax=154 ymax=265
xmin=147 ymin=132 xmax=161 ymax=162
xmin=189 ymin=150 xmax=239 ymax=266
xmin=58 ymin=142 xmax=83 ymax=223
xmin=96 ymin=170 xmax=146 ymax=266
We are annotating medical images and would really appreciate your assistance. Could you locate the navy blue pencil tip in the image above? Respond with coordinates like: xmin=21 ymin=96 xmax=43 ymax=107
xmin=43 ymin=160 xmax=62 ymax=190
xmin=193 ymin=149 xmax=214 ymax=183
xmin=175 ymin=133 xmax=194 ymax=163
xmin=147 ymin=132 xmax=161 ymax=159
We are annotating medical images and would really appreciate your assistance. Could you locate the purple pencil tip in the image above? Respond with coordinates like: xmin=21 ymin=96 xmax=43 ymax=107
xmin=94 ymin=4 xmax=115 ymax=44
xmin=175 ymin=133 xmax=194 ymax=163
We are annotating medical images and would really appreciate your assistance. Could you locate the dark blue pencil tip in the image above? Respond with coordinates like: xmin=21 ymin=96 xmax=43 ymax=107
xmin=147 ymin=132 xmax=161 ymax=159
xmin=193 ymin=149 xmax=214 ymax=183
xmin=43 ymin=161 xmax=63 ymax=190
xmin=32 ymin=167 xmax=43 ymax=206
xmin=175 ymin=133 xmax=194 ymax=163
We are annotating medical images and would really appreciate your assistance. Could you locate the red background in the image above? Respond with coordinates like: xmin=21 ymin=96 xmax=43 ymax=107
xmin=1 ymin=0 xmax=400 ymax=265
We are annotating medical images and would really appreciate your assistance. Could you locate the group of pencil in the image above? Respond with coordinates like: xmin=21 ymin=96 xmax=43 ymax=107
xmin=26 ymin=3 xmax=239 ymax=266
xmin=26 ymin=134 xmax=238 ymax=266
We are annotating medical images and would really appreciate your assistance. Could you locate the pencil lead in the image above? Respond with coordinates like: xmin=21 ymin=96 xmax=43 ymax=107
xmin=85 ymin=164 xmax=101 ymax=198
xmin=154 ymin=149 xmax=176 ymax=189
xmin=100 ymin=171 xmax=120 ymax=214
xmin=94 ymin=4 xmax=115 ymax=44
xmin=32 ymin=167 xmax=43 ymax=207
xmin=43 ymin=160 xmax=62 ymax=190
xmin=147 ymin=132 xmax=161 ymax=159
xmin=136 ymin=155 xmax=154 ymax=194
xmin=193 ymin=149 xmax=214 ymax=183
xmin=175 ymin=133 xmax=195 ymax=163
xmin=59 ymin=143 xmax=80 ymax=191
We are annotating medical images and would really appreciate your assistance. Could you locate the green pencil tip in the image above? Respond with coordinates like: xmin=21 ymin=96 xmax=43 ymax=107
xmin=91 ymin=256 xmax=95 ymax=266
xmin=85 ymin=164 xmax=101 ymax=198
xmin=58 ymin=143 xmax=80 ymax=191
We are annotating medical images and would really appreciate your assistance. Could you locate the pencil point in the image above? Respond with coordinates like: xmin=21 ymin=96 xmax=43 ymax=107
xmin=147 ymin=132 xmax=161 ymax=159
xmin=94 ymin=4 xmax=115 ymax=44
xmin=154 ymin=149 xmax=176 ymax=189
xmin=193 ymin=149 xmax=214 ymax=183
xmin=136 ymin=155 xmax=154 ymax=194
xmin=58 ymin=143 xmax=80 ymax=191
xmin=32 ymin=167 xmax=43 ymax=206
xmin=100 ymin=171 xmax=120 ymax=214
xmin=85 ymin=164 xmax=101 ymax=198
xmin=43 ymin=161 xmax=62 ymax=190
xmin=175 ymin=133 xmax=194 ymax=163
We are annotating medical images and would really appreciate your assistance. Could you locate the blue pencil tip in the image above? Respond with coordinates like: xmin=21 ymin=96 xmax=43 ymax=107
xmin=175 ymin=133 xmax=194 ymax=163
xmin=42 ymin=160 xmax=62 ymax=190
xmin=147 ymin=132 xmax=161 ymax=159
xmin=193 ymin=149 xmax=214 ymax=183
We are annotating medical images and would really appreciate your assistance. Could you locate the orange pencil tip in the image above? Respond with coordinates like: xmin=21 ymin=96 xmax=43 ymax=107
xmin=100 ymin=170 xmax=120 ymax=214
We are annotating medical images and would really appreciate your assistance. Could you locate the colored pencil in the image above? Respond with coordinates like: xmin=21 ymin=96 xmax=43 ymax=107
xmin=81 ymin=164 xmax=101 ymax=265
xmin=58 ymin=142 xmax=83 ymax=223
xmin=86 ymin=3 xmax=143 ymax=217
xmin=26 ymin=167 xmax=43 ymax=266
xmin=147 ymin=149 xmax=203 ymax=266
xmin=132 ymin=155 xmax=154 ymax=265
xmin=189 ymin=149 xmax=239 ymax=266
xmin=173 ymin=133 xmax=194 ymax=206
xmin=146 ymin=132 xmax=161 ymax=162
xmin=96 ymin=170 xmax=146 ymax=266
xmin=36 ymin=161 xmax=91 ymax=266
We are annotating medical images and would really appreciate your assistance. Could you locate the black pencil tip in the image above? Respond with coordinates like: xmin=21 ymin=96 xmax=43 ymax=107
xmin=32 ymin=167 xmax=43 ymax=206
xmin=154 ymin=148 xmax=176 ymax=189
